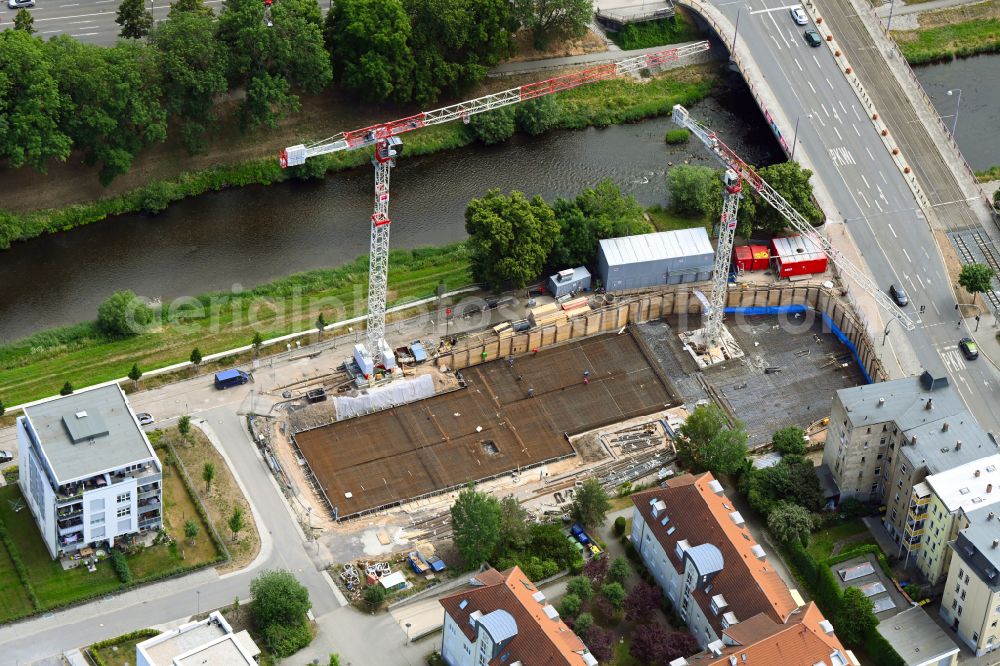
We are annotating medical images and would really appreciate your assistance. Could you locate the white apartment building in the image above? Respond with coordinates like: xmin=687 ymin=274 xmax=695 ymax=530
xmin=17 ymin=385 xmax=162 ymax=558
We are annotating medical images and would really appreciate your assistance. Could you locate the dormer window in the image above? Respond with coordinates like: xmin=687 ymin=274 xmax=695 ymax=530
xmin=710 ymin=594 xmax=728 ymax=615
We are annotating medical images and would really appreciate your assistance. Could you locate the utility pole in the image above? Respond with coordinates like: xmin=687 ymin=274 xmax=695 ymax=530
xmin=947 ymin=89 xmax=962 ymax=137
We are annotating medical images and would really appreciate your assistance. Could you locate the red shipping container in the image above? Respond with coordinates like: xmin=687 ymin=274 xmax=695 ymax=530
xmin=733 ymin=246 xmax=754 ymax=272
xmin=771 ymin=236 xmax=827 ymax=277
xmin=749 ymin=244 xmax=770 ymax=271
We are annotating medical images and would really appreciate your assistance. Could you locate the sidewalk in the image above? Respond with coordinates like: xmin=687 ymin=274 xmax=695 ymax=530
xmin=874 ymin=0 xmax=987 ymax=20
xmin=488 ymin=40 xmax=715 ymax=77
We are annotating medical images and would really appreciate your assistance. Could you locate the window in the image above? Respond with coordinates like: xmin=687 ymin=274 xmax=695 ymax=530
xmin=89 ymin=498 xmax=105 ymax=512
xmin=974 ymin=632 xmax=980 ymax=642
xmin=966 ymin=575 xmax=971 ymax=585
xmin=891 ymin=509 xmax=897 ymax=521
xmin=898 ymin=480 xmax=904 ymax=488
xmin=960 ymin=568 xmax=965 ymax=579
xmin=874 ymin=468 xmax=881 ymax=476
xmin=877 ymin=453 xmax=884 ymax=460
xmin=861 ymin=457 xmax=866 ymax=463
xmin=116 ymin=506 xmax=131 ymax=518
xmin=959 ymin=605 xmax=963 ymax=616
xmin=880 ymin=438 xmax=887 ymax=445
xmin=953 ymin=599 xmax=958 ymax=610
xmin=91 ymin=513 xmax=105 ymax=526
xmin=116 ymin=492 xmax=131 ymax=504
xmin=962 ymin=590 xmax=967 ymax=600
xmin=956 ymin=584 xmax=961 ymax=594
xmin=91 ymin=527 xmax=105 ymax=539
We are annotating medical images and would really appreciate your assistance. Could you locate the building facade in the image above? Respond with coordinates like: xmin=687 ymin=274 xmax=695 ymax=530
xmin=438 ymin=566 xmax=597 ymax=666
xmin=940 ymin=504 xmax=1000 ymax=656
xmin=16 ymin=385 xmax=162 ymax=558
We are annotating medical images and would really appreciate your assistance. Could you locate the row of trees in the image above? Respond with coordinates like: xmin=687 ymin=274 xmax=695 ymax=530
xmin=1 ymin=0 xmax=594 ymax=180
xmin=466 ymin=180 xmax=653 ymax=288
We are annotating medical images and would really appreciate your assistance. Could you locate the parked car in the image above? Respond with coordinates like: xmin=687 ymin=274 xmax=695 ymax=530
xmin=959 ymin=337 xmax=979 ymax=360
xmin=889 ymin=283 xmax=909 ymax=307
xmin=136 ymin=413 xmax=154 ymax=426
xmin=0 ymin=450 xmax=13 ymax=464
xmin=214 ymin=368 xmax=251 ymax=389
xmin=8 ymin=0 xmax=35 ymax=8
xmin=804 ymin=29 xmax=823 ymax=47
xmin=790 ymin=5 xmax=808 ymax=25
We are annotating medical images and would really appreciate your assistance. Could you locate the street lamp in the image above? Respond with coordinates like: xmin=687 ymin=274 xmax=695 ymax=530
xmin=196 ymin=590 xmax=201 ymax=615
xmin=886 ymin=0 xmax=896 ymax=31
xmin=405 ymin=622 xmax=412 ymax=644
xmin=882 ymin=320 xmax=892 ymax=346
xmin=791 ymin=113 xmax=813 ymax=161
xmin=947 ymin=89 xmax=962 ymax=137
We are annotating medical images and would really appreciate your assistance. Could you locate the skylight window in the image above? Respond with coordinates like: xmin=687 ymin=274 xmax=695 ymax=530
xmin=960 ymin=487 xmax=971 ymax=495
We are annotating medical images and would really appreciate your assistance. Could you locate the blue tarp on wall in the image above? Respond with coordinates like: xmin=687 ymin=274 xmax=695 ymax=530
xmin=722 ymin=305 xmax=873 ymax=384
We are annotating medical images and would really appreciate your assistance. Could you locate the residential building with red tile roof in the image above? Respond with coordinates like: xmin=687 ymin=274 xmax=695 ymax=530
xmin=438 ymin=565 xmax=597 ymax=666
xmin=631 ymin=473 xmax=857 ymax=665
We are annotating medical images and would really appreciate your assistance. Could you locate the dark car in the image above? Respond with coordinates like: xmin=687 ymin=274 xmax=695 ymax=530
xmin=959 ymin=337 xmax=979 ymax=360
xmin=0 ymin=450 xmax=13 ymax=464
xmin=889 ymin=283 xmax=909 ymax=307
xmin=804 ymin=29 xmax=822 ymax=47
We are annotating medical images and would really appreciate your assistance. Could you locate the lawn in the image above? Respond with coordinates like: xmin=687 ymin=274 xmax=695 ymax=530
xmin=0 ymin=452 xmax=219 ymax=623
xmin=806 ymin=518 xmax=875 ymax=561
xmin=893 ymin=0 xmax=1000 ymax=64
xmin=612 ymin=637 xmax=639 ymax=666
xmin=89 ymin=631 xmax=160 ymax=666
xmin=646 ymin=205 xmax=711 ymax=233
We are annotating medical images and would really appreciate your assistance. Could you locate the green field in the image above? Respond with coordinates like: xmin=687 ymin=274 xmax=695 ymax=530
xmin=895 ymin=18 xmax=1000 ymax=64
xmin=645 ymin=205 xmax=711 ymax=233
xmin=0 ymin=451 xmax=219 ymax=623
xmin=806 ymin=518 xmax=875 ymax=561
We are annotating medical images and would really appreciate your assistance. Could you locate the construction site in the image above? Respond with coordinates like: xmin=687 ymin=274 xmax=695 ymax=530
xmin=292 ymin=331 xmax=676 ymax=520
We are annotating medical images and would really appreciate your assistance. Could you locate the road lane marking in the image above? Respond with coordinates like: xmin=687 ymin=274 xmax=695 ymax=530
xmin=853 ymin=124 xmax=861 ymax=136
xmin=68 ymin=19 xmax=99 ymax=24
xmin=794 ymin=58 xmax=803 ymax=71
xmin=828 ymin=147 xmax=856 ymax=165
xmin=875 ymin=199 xmax=883 ymax=212
xmin=933 ymin=302 xmax=941 ymax=315
xmin=888 ymin=223 xmax=897 ymax=238
xmin=807 ymin=81 xmax=816 ymax=94
xmin=820 ymin=103 xmax=830 ymax=117
xmin=767 ymin=11 xmax=791 ymax=47
xmin=770 ymin=35 xmax=784 ymax=50
xmin=71 ymin=32 xmax=99 ymax=36
xmin=826 ymin=77 xmax=834 ymax=90
xmin=861 ymin=174 xmax=870 ymax=189
xmin=749 ymin=3 xmax=805 ymax=12
xmin=852 ymin=105 xmax=861 ymax=121
xmin=879 ymin=171 xmax=888 ymax=183
xmin=839 ymin=100 xmax=848 ymax=114
xmin=833 ymin=126 xmax=842 ymax=140
xmin=30 ymin=10 xmax=115 ymax=22
xmin=813 ymin=54 xmax=822 ymax=68
xmin=902 ymin=248 xmax=911 ymax=263
xmin=941 ymin=350 xmax=966 ymax=373
xmin=865 ymin=146 xmax=875 ymax=160
xmin=858 ymin=190 xmax=871 ymax=207
xmin=61 ymin=3 xmax=80 ymax=6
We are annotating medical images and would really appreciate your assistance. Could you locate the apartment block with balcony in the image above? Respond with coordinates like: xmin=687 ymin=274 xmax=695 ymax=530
xmin=16 ymin=385 xmax=162 ymax=559
xmin=940 ymin=504 xmax=1000 ymax=656
xmin=822 ymin=372 xmax=995 ymax=550
xmin=905 ymin=455 xmax=1000 ymax=584
xmin=629 ymin=473 xmax=855 ymax=665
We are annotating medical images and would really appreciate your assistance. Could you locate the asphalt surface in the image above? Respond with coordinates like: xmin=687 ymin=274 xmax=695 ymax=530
xmin=707 ymin=0 xmax=1000 ymax=433
xmin=0 ymin=0 xmax=223 ymax=45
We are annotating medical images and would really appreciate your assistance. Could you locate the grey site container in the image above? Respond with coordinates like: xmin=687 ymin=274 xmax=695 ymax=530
xmin=547 ymin=267 xmax=592 ymax=298
xmin=598 ymin=228 xmax=715 ymax=292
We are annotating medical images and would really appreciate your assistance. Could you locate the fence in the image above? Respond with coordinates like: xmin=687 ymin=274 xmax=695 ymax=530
xmin=436 ymin=283 xmax=888 ymax=383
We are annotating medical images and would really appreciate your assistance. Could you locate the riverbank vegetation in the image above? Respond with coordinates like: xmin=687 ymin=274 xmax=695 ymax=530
xmin=0 ymin=64 xmax=717 ymax=250
xmin=606 ymin=11 xmax=702 ymax=50
xmin=893 ymin=0 xmax=1000 ymax=64
xmin=976 ymin=165 xmax=1000 ymax=182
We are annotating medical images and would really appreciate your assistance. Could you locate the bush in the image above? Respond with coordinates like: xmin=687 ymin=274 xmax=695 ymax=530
xmin=613 ymin=516 xmax=627 ymax=536
xmin=559 ymin=593 xmax=582 ymax=618
xmin=97 ymin=290 xmax=152 ymax=338
xmin=469 ymin=107 xmax=516 ymax=145
xmin=601 ymin=581 xmax=626 ymax=610
xmin=772 ymin=426 xmax=807 ymax=455
xmin=838 ymin=497 xmax=870 ymax=519
xmin=665 ymin=128 xmax=690 ymax=144
xmin=566 ymin=575 xmax=593 ymax=601
xmin=364 ymin=584 xmax=387 ymax=610
xmin=607 ymin=555 xmax=630 ymax=585
xmin=516 ymin=96 xmax=561 ymax=136
xmin=262 ymin=618 xmax=313 ymax=658
xmin=110 ymin=550 xmax=133 ymax=585
xmin=573 ymin=612 xmax=594 ymax=636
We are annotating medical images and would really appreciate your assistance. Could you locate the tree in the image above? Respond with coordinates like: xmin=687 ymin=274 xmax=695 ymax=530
xmin=558 ymin=593 xmax=582 ymax=618
xmin=625 ymin=582 xmax=661 ymax=622
xmin=60 ymin=382 xmax=74 ymax=396
xmin=190 ymin=348 xmax=202 ymax=365
xmin=405 ymin=0 xmax=515 ymax=105
xmin=613 ymin=516 xmax=627 ymax=536
xmin=676 ymin=404 xmax=749 ymax=475
xmin=0 ymin=401 xmax=5 ymax=417
xmin=772 ymin=425 xmax=807 ymax=456
xmin=767 ymin=502 xmax=818 ymax=546
xmin=959 ymin=262 xmax=994 ymax=296
xmin=316 ymin=312 xmax=327 ymax=334
xmin=0 ymin=31 xmax=71 ymax=171
xmin=469 ymin=107 xmax=517 ymax=145
xmin=600 ymin=581 xmax=626 ymax=611
xmin=667 ymin=165 xmax=722 ymax=218
xmin=116 ymin=0 xmax=153 ymax=39
xmin=202 ymin=461 xmax=216 ymax=491
xmin=252 ymin=331 xmax=264 ymax=354
xmin=250 ymin=569 xmax=312 ymax=628
xmin=748 ymin=161 xmax=822 ymax=234
xmin=550 ymin=180 xmax=652 ymax=268
xmin=744 ymin=455 xmax=825 ymax=516
xmin=151 ymin=10 xmax=227 ymax=153
xmin=607 ymin=555 xmax=630 ymax=585
xmin=516 ymin=96 xmax=561 ymax=136
xmin=237 ymin=72 xmax=300 ymax=133
xmin=13 ymin=9 xmax=34 ymax=33
xmin=566 ymin=576 xmax=593 ymax=601
xmin=572 ymin=612 xmax=593 ymax=636
xmin=325 ymin=0 xmax=414 ymax=103
xmin=582 ymin=557 xmax=608 ymax=585
xmin=128 ymin=363 xmax=143 ymax=388
xmin=229 ymin=505 xmax=246 ymax=541
xmin=450 ymin=484 xmax=502 ymax=567
xmin=364 ymin=583 xmax=387 ymax=609
xmin=570 ymin=478 xmax=611 ymax=530
xmin=178 ymin=415 xmax=192 ymax=438
xmin=184 ymin=519 xmax=199 ymax=544
xmin=583 ymin=625 xmax=613 ymax=662
xmin=512 ymin=0 xmax=591 ymax=49
xmin=835 ymin=586 xmax=877 ymax=646
xmin=465 ymin=189 xmax=558 ymax=289
xmin=498 ymin=495 xmax=531 ymax=553
xmin=168 ymin=0 xmax=214 ymax=18
xmin=97 ymin=290 xmax=153 ymax=337
xmin=630 ymin=624 xmax=699 ymax=665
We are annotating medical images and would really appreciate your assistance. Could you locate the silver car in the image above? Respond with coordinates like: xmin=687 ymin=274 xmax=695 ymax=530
xmin=8 ymin=0 xmax=36 ymax=8
xmin=790 ymin=5 xmax=808 ymax=25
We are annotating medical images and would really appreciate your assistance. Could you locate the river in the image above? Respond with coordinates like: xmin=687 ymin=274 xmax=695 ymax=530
xmin=914 ymin=55 xmax=1000 ymax=173
xmin=0 ymin=75 xmax=780 ymax=343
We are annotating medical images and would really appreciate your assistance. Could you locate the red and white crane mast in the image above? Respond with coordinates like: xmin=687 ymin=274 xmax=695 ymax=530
xmin=281 ymin=41 xmax=711 ymax=367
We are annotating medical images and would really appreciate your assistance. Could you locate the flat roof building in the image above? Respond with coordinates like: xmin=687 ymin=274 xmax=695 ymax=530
xmin=598 ymin=228 xmax=714 ymax=292
xmin=940 ymin=503 xmax=1000 ymax=656
xmin=17 ymin=385 xmax=162 ymax=558
xmin=136 ymin=611 xmax=261 ymax=666
xmin=876 ymin=606 xmax=959 ymax=666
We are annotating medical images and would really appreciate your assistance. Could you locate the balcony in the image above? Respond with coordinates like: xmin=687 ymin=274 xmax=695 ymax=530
xmin=138 ymin=483 xmax=160 ymax=499
xmin=58 ymin=520 xmax=83 ymax=537
xmin=905 ymin=518 xmax=925 ymax=537
xmin=57 ymin=504 xmax=83 ymax=520
xmin=908 ymin=505 xmax=928 ymax=523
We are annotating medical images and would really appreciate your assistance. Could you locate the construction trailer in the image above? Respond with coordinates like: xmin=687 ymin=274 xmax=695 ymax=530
xmin=733 ymin=245 xmax=770 ymax=272
xmin=547 ymin=267 xmax=592 ymax=298
xmin=770 ymin=235 xmax=828 ymax=278
xmin=597 ymin=228 xmax=714 ymax=292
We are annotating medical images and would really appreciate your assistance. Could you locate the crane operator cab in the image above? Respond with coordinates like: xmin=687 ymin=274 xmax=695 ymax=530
xmin=375 ymin=137 xmax=404 ymax=165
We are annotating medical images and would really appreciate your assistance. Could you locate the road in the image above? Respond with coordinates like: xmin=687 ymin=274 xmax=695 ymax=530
xmin=0 ymin=0 xmax=222 ymax=45
xmin=701 ymin=0 xmax=1000 ymax=433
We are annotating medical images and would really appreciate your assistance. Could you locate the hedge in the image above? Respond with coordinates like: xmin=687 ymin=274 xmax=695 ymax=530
xmin=88 ymin=628 xmax=161 ymax=666
xmin=0 ymin=514 xmax=40 ymax=609
xmin=110 ymin=549 xmax=133 ymax=585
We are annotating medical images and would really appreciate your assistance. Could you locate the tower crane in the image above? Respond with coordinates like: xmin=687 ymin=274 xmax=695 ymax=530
xmin=280 ymin=41 xmax=710 ymax=371
xmin=669 ymin=104 xmax=915 ymax=365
